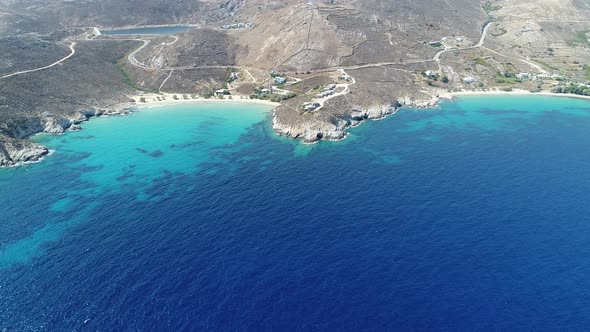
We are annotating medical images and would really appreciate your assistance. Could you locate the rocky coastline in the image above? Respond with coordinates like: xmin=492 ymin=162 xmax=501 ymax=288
xmin=4 ymin=88 xmax=586 ymax=168
xmin=0 ymin=105 xmax=133 ymax=168
xmin=272 ymin=95 xmax=441 ymax=144
xmin=0 ymin=94 xmax=442 ymax=167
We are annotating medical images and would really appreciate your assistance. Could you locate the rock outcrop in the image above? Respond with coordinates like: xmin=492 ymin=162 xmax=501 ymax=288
xmin=272 ymin=94 xmax=440 ymax=144
xmin=0 ymin=106 xmax=132 ymax=167
xmin=0 ymin=134 xmax=49 ymax=167
xmin=272 ymin=113 xmax=348 ymax=143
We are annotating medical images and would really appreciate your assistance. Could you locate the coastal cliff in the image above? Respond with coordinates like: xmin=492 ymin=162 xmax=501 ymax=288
xmin=0 ymin=135 xmax=49 ymax=167
xmin=0 ymin=107 xmax=131 ymax=167
xmin=272 ymin=95 xmax=440 ymax=144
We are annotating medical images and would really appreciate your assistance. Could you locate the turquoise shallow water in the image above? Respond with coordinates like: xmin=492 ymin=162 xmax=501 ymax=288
xmin=1 ymin=96 xmax=590 ymax=330
xmin=0 ymin=102 xmax=270 ymax=267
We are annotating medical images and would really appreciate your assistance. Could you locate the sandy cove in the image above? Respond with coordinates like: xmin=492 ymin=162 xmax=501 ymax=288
xmin=128 ymin=90 xmax=590 ymax=112
xmin=128 ymin=92 xmax=279 ymax=109
xmin=439 ymin=88 xmax=590 ymax=102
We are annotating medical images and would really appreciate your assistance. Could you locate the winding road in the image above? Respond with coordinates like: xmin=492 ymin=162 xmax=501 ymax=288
xmin=305 ymin=69 xmax=356 ymax=112
xmin=127 ymin=39 xmax=152 ymax=70
xmin=298 ymin=20 xmax=548 ymax=83
xmin=302 ymin=21 xmax=547 ymax=112
xmin=432 ymin=22 xmax=493 ymax=71
xmin=0 ymin=42 xmax=76 ymax=80
xmin=1 ymin=20 xmax=547 ymax=93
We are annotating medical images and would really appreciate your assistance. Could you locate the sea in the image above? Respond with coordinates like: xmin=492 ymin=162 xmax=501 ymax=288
xmin=1 ymin=96 xmax=590 ymax=330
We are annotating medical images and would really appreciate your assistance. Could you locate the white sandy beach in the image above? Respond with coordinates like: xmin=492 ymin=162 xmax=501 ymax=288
xmin=123 ymin=89 xmax=590 ymax=114
xmin=440 ymin=88 xmax=590 ymax=102
xmin=128 ymin=92 xmax=280 ymax=109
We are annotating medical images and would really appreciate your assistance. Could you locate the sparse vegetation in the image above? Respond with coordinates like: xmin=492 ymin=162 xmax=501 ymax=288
xmin=115 ymin=62 xmax=144 ymax=91
xmin=495 ymin=72 xmax=521 ymax=84
xmin=201 ymin=91 xmax=214 ymax=99
xmin=114 ymin=43 xmax=153 ymax=92
xmin=492 ymin=27 xmax=507 ymax=37
xmin=250 ymin=92 xmax=297 ymax=102
xmin=473 ymin=57 xmax=488 ymax=66
xmin=535 ymin=60 xmax=560 ymax=71
xmin=552 ymin=83 xmax=590 ymax=96
xmin=567 ymin=30 xmax=590 ymax=47
xmin=482 ymin=1 xmax=502 ymax=14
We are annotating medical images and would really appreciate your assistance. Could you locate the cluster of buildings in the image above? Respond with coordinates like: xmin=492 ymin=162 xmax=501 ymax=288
xmin=215 ymin=89 xmax=230 ymax=96
xmin=339 ymin=74 xmax=352 ymax=81
xmin=299 ymin=83 xmax=339 ymax=112
xmin=221 ymin=23 xmax=255 ymax=30
xmin=424 ymin=70 xmax=438 ymax=79
xmin=274 ymin=76 xmax=287 ymax=84
xmin=517 ymin=73 xmax=562 ymax=81
xmin=302 ymin=102 xmax=322 ymax=112
xmin=462 ymin=73 xmax=564 ymax=85
xmin=229 ymin=72 xmax=240 ymax=81
xmin=463 ymin=77 xmax=478 ymax=84
xmin=315 ymin=84 xmax=337 ymax=98
xmin=440 ymin=37 xmax=464 ymax=43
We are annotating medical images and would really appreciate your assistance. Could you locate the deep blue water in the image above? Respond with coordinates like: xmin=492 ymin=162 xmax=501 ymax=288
xmin=101 ymin=26 xmax=194 ymax=35
xmin=1 ymin=96 xmax=590 ymax=330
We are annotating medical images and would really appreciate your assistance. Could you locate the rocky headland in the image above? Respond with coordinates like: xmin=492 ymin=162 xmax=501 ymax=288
xmin=0 ymin=106 xmax=133 ymax=167
xmin=272 ymin=94 xmax=441 ymax=144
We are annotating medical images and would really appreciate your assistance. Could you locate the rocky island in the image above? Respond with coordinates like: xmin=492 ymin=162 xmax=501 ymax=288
xmin=1 ymin=0 xmax=590 ymax=166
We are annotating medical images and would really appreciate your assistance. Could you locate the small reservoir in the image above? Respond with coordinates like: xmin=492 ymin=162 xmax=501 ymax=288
xmin=101 ymin=26 xmax=195 ymax=35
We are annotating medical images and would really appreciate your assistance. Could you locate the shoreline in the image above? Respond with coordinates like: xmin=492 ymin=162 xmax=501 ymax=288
xmin=2 ymin=88 xmax=590 ymax=168
xmin=127 ymin=92 xmax=280 ymax=109
xmin=0 ymin=149 xmax=54 ymax=169
xmin=439 ymin=89 xmax=590 ymax=102
xmin=273 ymin=88 xmax=590 ymax=146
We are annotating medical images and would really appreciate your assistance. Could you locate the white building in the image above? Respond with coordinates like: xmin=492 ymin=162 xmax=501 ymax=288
xmin=463 ymin=77 xmax=477 ymax=84
xmin=425 ymin=70 xmax=437 ymax=78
